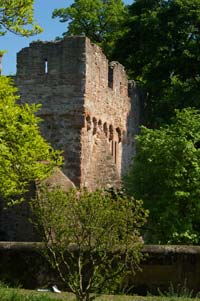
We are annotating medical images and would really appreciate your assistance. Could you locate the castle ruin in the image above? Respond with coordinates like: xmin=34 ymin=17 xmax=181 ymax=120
xmin=16 ymin=36 xmax=141 ymax=189
xmin=0 ymin=36 xmax=142 ymax=241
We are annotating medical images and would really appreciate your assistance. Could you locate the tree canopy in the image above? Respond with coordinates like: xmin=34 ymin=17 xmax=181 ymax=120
xmin=0 ymin=0 xmax=42 ymax=36
xmin=125 ymin=108 xmax=200 ymax=244
xmin=52 ymin=0 xmax=128 ymax=56
xmin=52 ymin=0 xmax=200 ymax=125
xmin=0 ymin=76 xmax=61 ymax=201
xmin=113 ymin=0 xmax=200 ymax=126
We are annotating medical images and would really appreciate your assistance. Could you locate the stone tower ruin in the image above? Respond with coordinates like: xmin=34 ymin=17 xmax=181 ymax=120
xmin=16 ymin=36 xmax=141 ymax=190
xmin=0 ymin=36 xmax=142 ymax=241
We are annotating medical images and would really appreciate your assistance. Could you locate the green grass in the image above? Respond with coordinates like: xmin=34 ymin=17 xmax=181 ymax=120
xmin=0 ymin=288 xmax=200 ymax=301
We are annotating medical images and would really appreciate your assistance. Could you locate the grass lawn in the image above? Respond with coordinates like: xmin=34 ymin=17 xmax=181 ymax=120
xmin=0 ymin=288 xmax=200 ymax=301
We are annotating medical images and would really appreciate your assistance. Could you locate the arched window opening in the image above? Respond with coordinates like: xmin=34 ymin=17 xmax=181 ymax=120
xmin=93 ymin=117 xmax=97 ymax=135
xmin=98 ymin=120 xmax=102 ymax=130
xmin=109 ymin=124 xmax=114 ymax=141
xmin=86 ymin=115 xmax=91 ymax=131
xmin=116 ymin=127 xmax=122 ymax=143
xmin=103 ymin=122 xmax=108 ymax=137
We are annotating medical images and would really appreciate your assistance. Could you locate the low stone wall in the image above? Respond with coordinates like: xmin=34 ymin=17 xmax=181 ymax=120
xmin=0 ymin=242 xmax=51 ymax=288
xmin=0 ymin=242 xmax=200 ymax=294
xmin=133 ymin=245 xmax=200 ymax=295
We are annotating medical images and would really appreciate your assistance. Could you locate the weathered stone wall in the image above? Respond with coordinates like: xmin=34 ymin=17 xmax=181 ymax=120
xmin=0 ymin=242 xmax=51 ymax=288
xmin=16 ymin=37 xmax=86 ymax=186
xmin=133 ymin=245 xmax=200 ymax=295
xmin=0 ymin=202 xmax=37 ymax=242
xmin=0 ymin=243 xmax=200 ymax=295
xmin=0 ymin=169 xmax=75 ymax=242
xmin=0 ymin=185 xmax=38 ymax=242
xmin=81 ymin=39 xmax=141 ymax=189
xmin=16 ymin=36 xmax=142 ymax=190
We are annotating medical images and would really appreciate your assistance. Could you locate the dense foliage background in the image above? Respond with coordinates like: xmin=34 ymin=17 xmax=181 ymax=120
xmin=125 ymin=108 xmax=200 ymax=244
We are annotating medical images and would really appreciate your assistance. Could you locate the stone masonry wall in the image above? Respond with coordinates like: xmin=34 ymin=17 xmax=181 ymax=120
xmin=80 ymin=39 xmax=141 ymax=189
xmin=1 ymin=243 xmax=200 ymax=295
xmin=16 ymin=36 xmax=141 ymax=190
xmin=0 ymin=37 xmax=142 ymax=241
xmin=16 ymin=37 xmax=86 ymax=186
xmin=0 ymin=185 xmax=38 ymax=241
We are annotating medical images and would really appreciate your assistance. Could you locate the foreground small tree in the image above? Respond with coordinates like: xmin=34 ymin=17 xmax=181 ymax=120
xmin=125 ymin=108 xmax=200 ymax=244
xmin=0 ymin=76 xmax=61 ymax=201
xmin=32 ymin=187 xmax=147 ymax=301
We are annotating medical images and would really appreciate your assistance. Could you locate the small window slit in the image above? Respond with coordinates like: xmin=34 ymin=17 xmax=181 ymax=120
xmin=45 ymin=59 xmax=48 ymax=74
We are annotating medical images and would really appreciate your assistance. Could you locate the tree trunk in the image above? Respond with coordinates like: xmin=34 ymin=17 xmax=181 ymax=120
xmin=75 ymin=291 xmax=92 ymax=301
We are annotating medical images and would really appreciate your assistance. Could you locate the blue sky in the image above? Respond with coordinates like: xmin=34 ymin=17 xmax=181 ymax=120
xmin=1 ymin=0 xmax=133 ymax=75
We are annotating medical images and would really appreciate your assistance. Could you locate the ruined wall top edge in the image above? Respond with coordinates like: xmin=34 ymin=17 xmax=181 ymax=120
xmin=16 ymin=36 xmax=129 ymax=85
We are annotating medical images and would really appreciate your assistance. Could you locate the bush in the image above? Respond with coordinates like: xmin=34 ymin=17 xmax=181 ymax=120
xmin=32 ymin=187 xmax=148 ymax=301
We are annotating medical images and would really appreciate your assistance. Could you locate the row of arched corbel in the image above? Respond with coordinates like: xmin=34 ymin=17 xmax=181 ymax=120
xmin=86 ymin=115 xmax=122 ymax=143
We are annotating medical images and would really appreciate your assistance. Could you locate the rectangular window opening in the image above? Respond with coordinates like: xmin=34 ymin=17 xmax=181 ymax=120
xmin=108 ymin=66 xmax=113 ymax=89
xmin=114 ymin=141 xmax=117 ymax=164
xmin=45 ymin=59 xmax=48 ymax=74
xmin=111 ymin=141 xmax=114 ymax=156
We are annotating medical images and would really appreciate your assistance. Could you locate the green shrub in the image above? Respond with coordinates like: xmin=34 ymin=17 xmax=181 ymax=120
xmin=32 ymin=187 xmax=148 ymax=301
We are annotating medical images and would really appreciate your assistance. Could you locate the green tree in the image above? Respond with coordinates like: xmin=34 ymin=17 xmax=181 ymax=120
xmin=114 ymin=0 xmax=200 ymax=126
xmin=125 ymin=108 xmax=200 ymax=244
xmin=52 ymin=0 xmax=128 ymax=56
xmin=32 ymin=187 xmax=147 ymax=301
xmin=0 ymin=76 xmax=61 ymax=201
xmin=0 ymin=0 xmax=42 ymax=36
